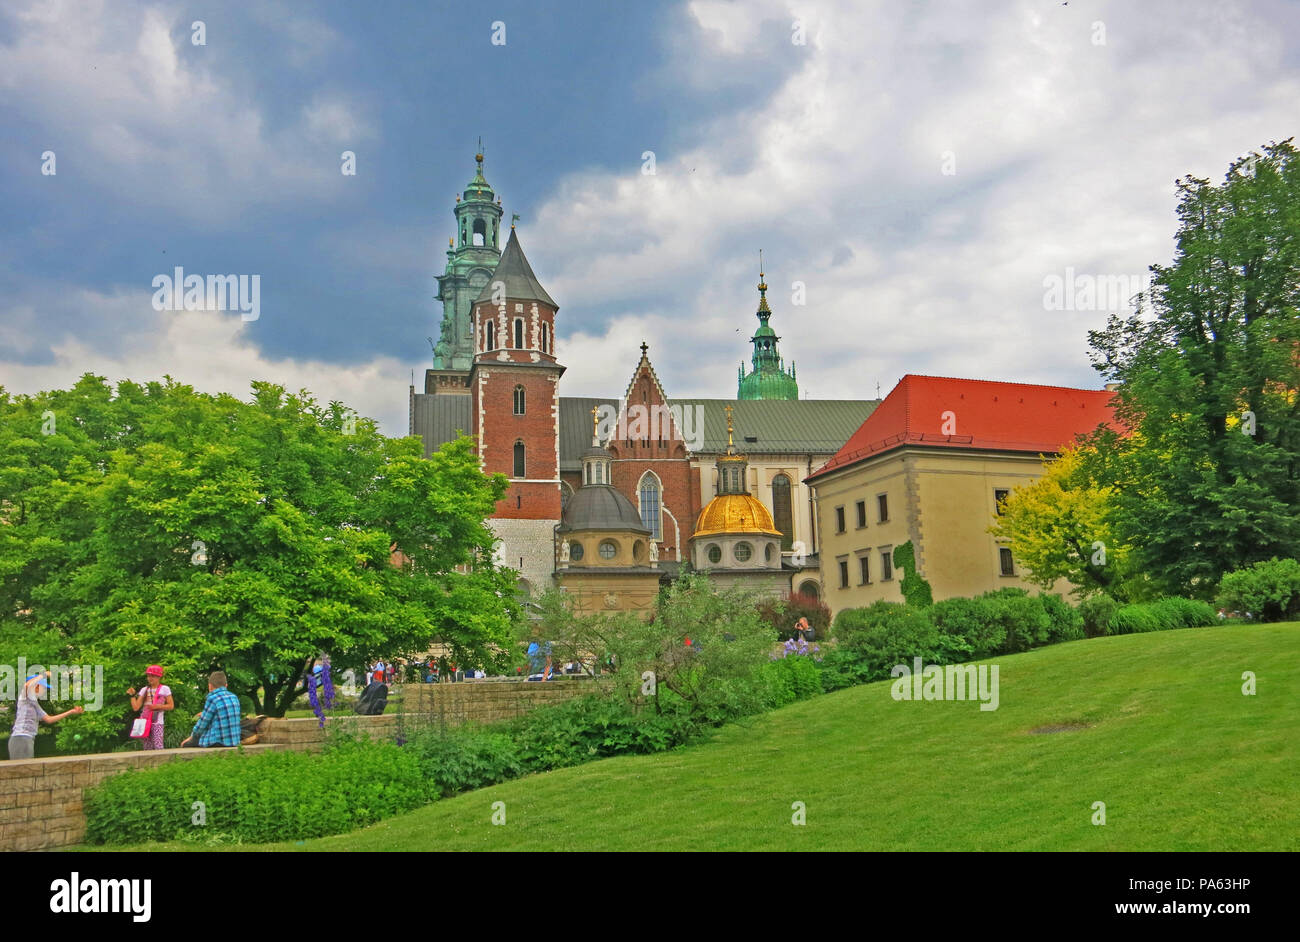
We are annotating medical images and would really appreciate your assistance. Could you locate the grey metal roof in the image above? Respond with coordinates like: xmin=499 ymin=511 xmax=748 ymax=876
xmin=558 ymin=484 xmax=650 ymax=534
xmin=473 ymin=229 xmax=557 ymax=307
xmin=560 ymin=397 xmax=621 ymax=469
xmin=412 ymin=392 xmax=878 ymax=466
xmin=410 ymin=393 xmax=471 ymax=457
xmin=557 ymin=397 xmax=878 ymax=467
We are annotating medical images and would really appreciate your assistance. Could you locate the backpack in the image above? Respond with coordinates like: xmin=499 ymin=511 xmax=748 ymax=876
xmin=354 ymin=682 xmax=389 ymax=716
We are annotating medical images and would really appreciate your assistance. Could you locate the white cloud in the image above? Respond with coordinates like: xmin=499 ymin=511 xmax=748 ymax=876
xmin=0 ymin=294 xmax=416 ymax=436
xmin=0 ymin=0 xmax=374 ymax=223
xmin=529 ymin=0 xmax=1300 ymax=402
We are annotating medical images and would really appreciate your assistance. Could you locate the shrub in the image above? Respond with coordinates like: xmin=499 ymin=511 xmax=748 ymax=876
xmin=816 ymin=647 xmax=881 ymax=693
xmin=761 ymin=653 xmax=823 ymax=707
xmin=506 ymin=694 xmax=699 ymax=774
xmin=980 ymin=588 xmax=1053 ymax=653
xmin=1038 ymin=593 xmax=1085 ymax=644
xmin=1108 ymin=597 xmax=1217 ymax=634
xmin=83 ymin=739 xmax=431 ymax=845
xmin=831 ymin=602 xmax=961 ymax=679
xmin=930 ymin=597 xmax=1006 ymax=659
xmin=1150 ymin=597 xmax=1217 ymax=628
xmin=407 ymin=726 xmax=524 ymax=798
xmin=1078 ymin=594 xmax=1118 ymax=638
xmin=1216 ymin=558 xmax=1300 ymax=622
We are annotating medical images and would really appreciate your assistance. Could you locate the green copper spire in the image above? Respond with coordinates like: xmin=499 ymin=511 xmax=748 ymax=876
xmin=737 ymin=253 xmax=798 ymax=401
xmin=432 ymin=144 xmax=505 ymax=369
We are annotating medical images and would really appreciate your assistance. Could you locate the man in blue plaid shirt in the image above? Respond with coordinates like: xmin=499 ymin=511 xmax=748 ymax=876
xmin=181 ymin=671 xmax=243 ymax=747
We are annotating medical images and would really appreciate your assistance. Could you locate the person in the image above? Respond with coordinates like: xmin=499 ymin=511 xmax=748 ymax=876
xmin=6 ymin=671 xmax=84 ymax=759
xmin=127 ymin=665 xmax=174 ymax=750
xmin=181 ymin=670 xmax=242 ymax=748
xmin=793 ymin=616 xmax=813 ymax=642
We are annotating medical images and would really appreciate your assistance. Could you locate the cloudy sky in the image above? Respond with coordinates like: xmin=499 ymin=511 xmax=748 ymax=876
xmin=2 ymin=0 xmax=1296 ymax=436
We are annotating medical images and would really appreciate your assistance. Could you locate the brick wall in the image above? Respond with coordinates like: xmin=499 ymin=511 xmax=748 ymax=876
xmin=0 ymin=677 xmax=598 ymax=852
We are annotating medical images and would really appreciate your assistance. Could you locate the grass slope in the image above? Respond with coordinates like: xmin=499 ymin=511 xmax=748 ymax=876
xmin=89 ymin=622 xmax=1299 ymax=851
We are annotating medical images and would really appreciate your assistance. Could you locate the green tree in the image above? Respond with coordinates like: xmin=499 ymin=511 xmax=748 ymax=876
xmin=0 ymin=375 xmax=518 ymax=749
xmin=1086 ymin=139 xmax=1300 ymax=596
xmin=534 ymin=574 xmax=775 ymax=721
xmin=988 ymin=446 xmax=1136 ymax=600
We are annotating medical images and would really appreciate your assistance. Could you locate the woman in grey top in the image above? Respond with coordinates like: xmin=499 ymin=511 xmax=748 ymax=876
xmin=6 ymin=671 xmax=84 ymax=759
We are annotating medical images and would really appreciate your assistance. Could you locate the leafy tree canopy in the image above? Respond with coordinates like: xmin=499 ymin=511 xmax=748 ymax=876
xmin=0 ymin=375 xmax=519 ymax=747
xmin=1083 ymin=139 xmax=1299 ymax=596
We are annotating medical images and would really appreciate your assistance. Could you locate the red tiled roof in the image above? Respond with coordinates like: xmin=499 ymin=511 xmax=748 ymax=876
xmin=807 ymin=374 xmax=1117 ymax=480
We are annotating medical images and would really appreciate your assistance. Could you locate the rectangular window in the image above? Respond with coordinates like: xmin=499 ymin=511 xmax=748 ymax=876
xmin=880 ymin=549 xmax=893 ymax=581
xmin=877 ymin=494 xmax=889 ymax=523
xmin=838 ymin=559 xmax=850 ymax=589
xmin=994 ymin=489 xmax=1010 ymax=515
xmin=835 ymin=506 xmax=846 ymax=533
xmin=856 ymin=500 xmax=867 ymax=528
xmin=859 ymin=556 xmax=870 ymax=585
xmin=1000 ymin=547 xmax=1015 ymax=576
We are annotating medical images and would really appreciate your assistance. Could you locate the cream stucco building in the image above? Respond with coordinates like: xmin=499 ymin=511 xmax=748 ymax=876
xmin=806 ymin=375 xmax=1117 ymax=616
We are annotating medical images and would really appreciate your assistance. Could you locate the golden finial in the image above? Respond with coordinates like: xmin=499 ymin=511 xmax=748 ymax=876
xmin=590 ymin=405 xmax=599 ymax=444
xmin=724 ymin=404 xmax=735 ymax=453
xmin=449 ymin=237 xmax=454 ymax=248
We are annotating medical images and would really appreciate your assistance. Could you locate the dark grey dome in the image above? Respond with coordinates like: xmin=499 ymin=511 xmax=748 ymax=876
xmin=559 ymin=484 xmax=650 ymax=533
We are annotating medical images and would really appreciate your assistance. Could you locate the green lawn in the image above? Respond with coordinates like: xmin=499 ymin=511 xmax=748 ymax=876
xmin=82 ymin=622 xmax=1299 ymax=851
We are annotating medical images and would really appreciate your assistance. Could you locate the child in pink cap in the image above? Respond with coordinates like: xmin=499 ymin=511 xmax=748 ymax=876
xmin=128 ymin=665 xmax=174 ymax=750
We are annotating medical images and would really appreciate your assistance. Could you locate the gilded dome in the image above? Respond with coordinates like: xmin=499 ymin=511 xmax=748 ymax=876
xmin=693 ymin=493 xmax=782 ymax=538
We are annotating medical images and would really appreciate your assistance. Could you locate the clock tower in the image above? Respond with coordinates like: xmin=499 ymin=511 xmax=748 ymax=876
xmin=432 ymin=147 xmax=505 ymax=372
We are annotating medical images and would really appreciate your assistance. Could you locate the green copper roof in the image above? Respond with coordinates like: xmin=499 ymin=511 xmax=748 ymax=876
xmin=738 ymin=272 xmax=798 ymax=400
xmin=463 ymin=152 xmax=495 ymax=201
xmin=474 ymin=228 xmax=557 ymax=307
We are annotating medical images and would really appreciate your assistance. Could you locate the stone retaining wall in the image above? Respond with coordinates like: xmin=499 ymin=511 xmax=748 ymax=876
xmin=0 ymin=744 xmax=283 ymax=852
xmin=1 ymin=676 xmax=602 ymax=852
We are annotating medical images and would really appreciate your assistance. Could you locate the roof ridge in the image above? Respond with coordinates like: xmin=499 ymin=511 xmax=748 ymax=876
xmin=900 ymin=373 xmax=1112 ymax=394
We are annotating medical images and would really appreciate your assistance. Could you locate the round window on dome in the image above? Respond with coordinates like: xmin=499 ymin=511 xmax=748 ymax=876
xmin=569 ymin=541 xmax=584 ymax=562
xmin=734 ymin=542 xmax=753 ymax=563
xmin=706 ymin=544 xmax=722 ymax=564
xmin=599 ymin=540 xmax=618 ymax=560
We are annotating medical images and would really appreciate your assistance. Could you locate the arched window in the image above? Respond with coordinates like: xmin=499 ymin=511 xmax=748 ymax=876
xmin=473 ymin=218 xmax=486 ymax=246
xmin=513 ymin=441 xmax=525 ymax=478
xmin=484 ymin=319 xmax=496 ymax=351
xmin=541 ymin=322 xmax=550 ymax=354
xmin=638 ymin=472 xmax=662 ymax=540
xmin=514 ymin=318 xmax=525 ymax=349
xmin=772 ymin=474 xmax=794 ymax=551
xmin=513 ymin=385 xmax=525 ymax=415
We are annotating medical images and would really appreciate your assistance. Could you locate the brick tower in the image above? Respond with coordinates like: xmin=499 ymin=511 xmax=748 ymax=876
xmin=468 ymin=225 xmax=564 ymax=595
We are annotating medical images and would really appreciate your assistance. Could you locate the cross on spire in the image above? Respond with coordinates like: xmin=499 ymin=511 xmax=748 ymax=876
xmin=639 ymin=340 xmax=648 ymax=356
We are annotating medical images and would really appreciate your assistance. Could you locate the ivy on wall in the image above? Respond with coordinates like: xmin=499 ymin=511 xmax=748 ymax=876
xmin=893 ymin=541 xmax=934 ymax=608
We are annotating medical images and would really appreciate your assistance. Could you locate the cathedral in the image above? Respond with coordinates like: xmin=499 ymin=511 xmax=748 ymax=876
xmin=409 ymin=151 xmax=879 ymax=613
